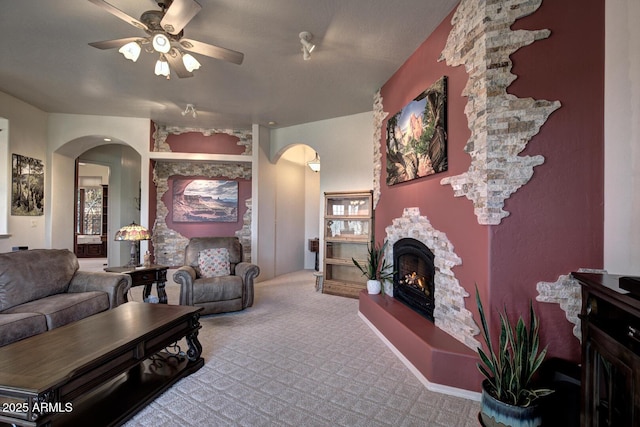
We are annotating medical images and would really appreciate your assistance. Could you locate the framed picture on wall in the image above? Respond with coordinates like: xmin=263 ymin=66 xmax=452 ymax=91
xmin=172 ymin=179 xmax=238 ymax=223
xmin=11 ymin=154 xmax=44 ymax=216
xmin=386 ymin=75 xmax=448 ymax=185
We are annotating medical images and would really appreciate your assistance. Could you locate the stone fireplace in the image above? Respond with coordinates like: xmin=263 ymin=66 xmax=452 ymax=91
xmin=356 ymin=207 xmax=484 ymax=394
xmin=393 ymin=238 xmax=435 ymax=322
xmin=384 ymin=207 xmax=480 ymax=350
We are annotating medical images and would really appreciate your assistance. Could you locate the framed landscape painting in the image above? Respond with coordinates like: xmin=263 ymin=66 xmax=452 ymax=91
xmin=172 ymin=179 xmax=238 ymax=223
xmin=11 ymin=154 xmax=44 ymax=216
xmin=386 ymin=75 xmax=448 ymax=185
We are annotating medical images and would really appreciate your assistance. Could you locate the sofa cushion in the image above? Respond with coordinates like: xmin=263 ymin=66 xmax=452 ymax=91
xmin=193 ymin=276 xmax=242 ymax=304
xmin=0 ymin=249 xmax=79 ymax=311
xmin=198 ymin=248 xmax=231 ymax=278
xmin=0 ymin=313 xmax=48 ymax=347
xmin=3 ymin=291 xmax=109 ymax=330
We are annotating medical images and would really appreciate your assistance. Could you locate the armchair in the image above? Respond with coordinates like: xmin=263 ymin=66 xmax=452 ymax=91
xmin=173 ymin=237 xmax=260 ymax=315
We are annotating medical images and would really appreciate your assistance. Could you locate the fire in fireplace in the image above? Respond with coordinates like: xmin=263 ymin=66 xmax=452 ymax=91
xmin=393 ymin=238 xmax=435 ymax=322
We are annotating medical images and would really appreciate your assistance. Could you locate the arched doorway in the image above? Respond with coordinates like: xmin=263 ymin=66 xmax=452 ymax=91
xmin=54 ymin=138 xmax=142 ymax=267
xmin=272 ymin=144 xmax=321 ymax=276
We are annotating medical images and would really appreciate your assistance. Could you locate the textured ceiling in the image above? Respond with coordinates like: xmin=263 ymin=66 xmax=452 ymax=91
xmin=0 ymin=0 xmax=458 ymax=129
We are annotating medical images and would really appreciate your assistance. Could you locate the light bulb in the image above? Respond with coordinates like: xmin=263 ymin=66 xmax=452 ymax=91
xmin=152 ymin=33 xmax=171 ymax=54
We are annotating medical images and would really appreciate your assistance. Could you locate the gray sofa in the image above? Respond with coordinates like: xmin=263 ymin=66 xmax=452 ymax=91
xmin=0 ymin=249 xmax=131 ymax=347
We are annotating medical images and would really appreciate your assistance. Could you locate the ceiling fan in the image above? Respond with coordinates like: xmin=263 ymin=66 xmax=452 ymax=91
xmin=88 ymin=0 xmax=244 ymax=79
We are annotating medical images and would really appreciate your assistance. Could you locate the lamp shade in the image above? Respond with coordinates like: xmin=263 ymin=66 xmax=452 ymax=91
xmin=114 ymin=222 xmax=151 ymax=242
xmin=115 ymin=222 xmax=150 ymax=267
xmin=118 ymin=41 xmax=141 ymax=62
xmin=154 ymin=56 xmax=170 ymax=77
xmin=182 ymin=53 xmax=201 ymax=72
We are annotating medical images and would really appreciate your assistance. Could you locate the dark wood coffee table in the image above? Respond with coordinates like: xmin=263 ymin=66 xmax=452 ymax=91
xmin=0 ymin=302 xmax=203 ymax=426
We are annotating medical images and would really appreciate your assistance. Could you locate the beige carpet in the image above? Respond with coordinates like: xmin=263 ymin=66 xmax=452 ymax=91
xmin=114 ymin=269 xmax=480 ymax=426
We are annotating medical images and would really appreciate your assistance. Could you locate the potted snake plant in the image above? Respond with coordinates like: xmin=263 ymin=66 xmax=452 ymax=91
xmin=352 ymin=241 xmax=393 ymax=295
xmin=475 ymin=286 xmax=553 ymax=427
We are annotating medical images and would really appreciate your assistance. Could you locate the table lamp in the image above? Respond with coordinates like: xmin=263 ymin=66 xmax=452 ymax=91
xmin=114 ymin=222 xmax=151 ymax=267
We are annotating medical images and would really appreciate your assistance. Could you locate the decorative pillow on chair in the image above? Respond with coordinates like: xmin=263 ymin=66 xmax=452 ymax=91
xmin=198 ymin=248 xmax=230 ymax=278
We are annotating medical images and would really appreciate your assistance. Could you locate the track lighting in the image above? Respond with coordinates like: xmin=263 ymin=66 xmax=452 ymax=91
xmin=299 ymin=32 xmax=316 ymax=61
xmin=181 ymin=104 xmax=197 ymax=118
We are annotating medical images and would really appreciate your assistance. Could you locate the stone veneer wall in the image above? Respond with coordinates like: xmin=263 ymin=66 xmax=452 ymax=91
xmin=385 ymin=208 xmax=481 ymax=350
xmin=152 ymin=161 xmax=253 ymax=266
xmin=536 ymin=268 xmax=607 ymax=343
xmin=438 ymin=0 xmax=561 ymax=225
xmin=372 ymin=90 xmax=387 ymax=209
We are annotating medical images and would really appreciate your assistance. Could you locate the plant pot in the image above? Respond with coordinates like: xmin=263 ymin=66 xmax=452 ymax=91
xmin=480 ymin=380 xmax=542 ymax=427
xmin=367 ymin=279 xmax=381 ymax=294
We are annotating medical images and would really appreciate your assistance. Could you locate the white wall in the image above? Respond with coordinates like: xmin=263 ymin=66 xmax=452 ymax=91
xmin=47 ymin=114 xmax=150 ymax=261
xmin=271 ymin=111 xmax=374 ymax=272
xmin=0 ymin=92 xmax=48 ymax=253
xmin=275 ymin=146 xmax=307 ymax=276
xmin=604 ymin=0 xmax=640 ymax=275
xmin=304 ymin=147 xmax=321 ymax=270
xmin=79 ymin=145 xmax=141 ymax=265
xmin=0 ymin=118 xmax=9 ymax=237
xmin=255 ymin=124 xmax=277 ymax=280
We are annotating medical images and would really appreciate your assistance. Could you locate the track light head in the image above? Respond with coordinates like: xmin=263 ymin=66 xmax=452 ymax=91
xmin=299 ymin=32 xmax=316 ymax=60
xmin=181 ymin=104 xmax=197 ymax=118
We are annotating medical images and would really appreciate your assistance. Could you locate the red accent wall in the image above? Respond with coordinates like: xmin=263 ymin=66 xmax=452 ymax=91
xmin=377 ymin=7 xmax=490 ymax=329
xmin=165 ymin=131 xmax=245 ymax=154
xmin=376 ymin=0 xmax=604 ymax=364
xmin=489 ymin=0 xmax=605 ymax=362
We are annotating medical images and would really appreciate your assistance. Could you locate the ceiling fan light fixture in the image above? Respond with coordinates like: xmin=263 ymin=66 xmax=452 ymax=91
xmin=118 ymin=41 xmax=141 ymax=62
xmin=152 ymin=33 xmax=171 ymax=54
xmin=182 ymin=53 xmax=201 ymax=72
xmin=154 ymin=55 xmax=170 ymax=78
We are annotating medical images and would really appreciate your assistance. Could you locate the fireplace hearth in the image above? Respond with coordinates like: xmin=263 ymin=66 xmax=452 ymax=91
xmin=393 ymin=238 xmax=435 ymax=321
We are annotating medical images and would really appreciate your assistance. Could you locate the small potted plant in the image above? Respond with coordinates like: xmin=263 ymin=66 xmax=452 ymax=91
xmin=475 ymin=286 xmax=553 ymax=427
xmin=352 ymin=241 xmax=393 ymax=294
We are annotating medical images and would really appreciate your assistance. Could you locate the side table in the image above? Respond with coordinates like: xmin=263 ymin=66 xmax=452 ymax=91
xmin=105 ymin=264 xmax=169 ymax=304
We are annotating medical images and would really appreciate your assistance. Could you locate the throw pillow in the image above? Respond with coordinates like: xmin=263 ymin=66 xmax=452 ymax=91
xmin=198 ymin=248 xmax=231 ymax=278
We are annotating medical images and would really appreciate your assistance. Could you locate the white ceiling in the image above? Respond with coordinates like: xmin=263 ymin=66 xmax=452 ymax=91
xmin=0 ymin=0 xmax=458 ymax=130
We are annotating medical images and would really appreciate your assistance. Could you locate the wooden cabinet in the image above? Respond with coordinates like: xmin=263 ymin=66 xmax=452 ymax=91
xmin=323 ymin=191 xmax=373 ymax=298
xmin=573 ymin=272 xmax=640 ymax=426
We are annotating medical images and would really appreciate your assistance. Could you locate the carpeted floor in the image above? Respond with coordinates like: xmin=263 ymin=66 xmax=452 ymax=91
xmin=80 ymin=264 xmax=480 ymax=426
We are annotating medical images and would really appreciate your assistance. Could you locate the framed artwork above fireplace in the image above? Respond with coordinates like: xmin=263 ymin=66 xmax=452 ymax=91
xmin=385 ymin=75 xmax=448 ymax=185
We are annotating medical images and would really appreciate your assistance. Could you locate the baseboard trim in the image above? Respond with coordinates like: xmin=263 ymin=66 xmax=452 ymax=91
xmin=358 ymin=310 xmax=482 ymax=402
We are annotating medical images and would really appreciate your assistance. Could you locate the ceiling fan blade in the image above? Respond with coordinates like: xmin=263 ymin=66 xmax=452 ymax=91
xmin=88 ymin=0 xmax=148 ymax=31
xmin=180 ymin=38 xmax=244 ymax=65
xmin=89 ymin=37 xmax=144 ymax=50
xmin=165 ymin=50 xmax=194 ymax=78
xmin=161 ymin=0 xmax=202 ymax=35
